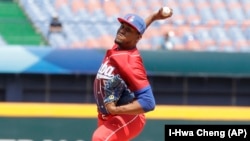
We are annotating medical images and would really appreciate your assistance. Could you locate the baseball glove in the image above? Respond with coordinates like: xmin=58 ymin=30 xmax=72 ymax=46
xmin=116 ymin=88 xmax=135 ymax=106
xmin=103 ymin=75 xmax=126 ymax=104
xmin=103 ymin=74 xmax=135 ymax=105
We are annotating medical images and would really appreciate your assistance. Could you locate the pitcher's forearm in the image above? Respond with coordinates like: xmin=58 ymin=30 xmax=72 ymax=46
xmin=105 ymin=101 xmax=145 ymax=115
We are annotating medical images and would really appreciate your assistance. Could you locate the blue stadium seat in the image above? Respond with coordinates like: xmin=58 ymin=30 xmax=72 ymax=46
xmin=198 ymin=7 xmax=219 ymax=26
xmin=227 ymin=27 xmax=249 ymax=51
xmin=244 ymin=27 xmax=250 ymax=41
xmin=62 ymin=23 xmax=81 ymax=46
xmin=170 ymin=36 xmax=186 ymax=51
xmin=209 ymin=27 xmax=235 ymax=51
xmin=228 ymin=27 xmax=247 ymax=42
xmin=240 ymin=0 xmax=250 ymax=19
xmin=194 ymin=26 xmax=216 ymax=50
xmin=212 ymin=4 xmax=235 ymax=26
xmin=228 ymin=4 xmax=246 ymax=25
xmin=181 ymin=1 xmax=201 ymax=26
xmin=57 ymin=4 xmax=74 ymax=22
xmin=171 ymin=7 xmax=186 ymax=26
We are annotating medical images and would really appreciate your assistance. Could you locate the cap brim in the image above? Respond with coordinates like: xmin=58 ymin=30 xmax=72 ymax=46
xmin=117 ymin=18 xmax=140 ymax=33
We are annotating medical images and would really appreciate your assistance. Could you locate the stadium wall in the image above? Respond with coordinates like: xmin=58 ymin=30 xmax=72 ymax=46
xmin=0 ymin=46 xmax=249 ymax=105
xmin=1 ymin=46 xmax=250 ymax=76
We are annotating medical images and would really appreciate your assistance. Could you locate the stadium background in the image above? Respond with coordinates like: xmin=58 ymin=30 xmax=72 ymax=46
xmin=0 ymin=0 xmax=249 ymax=140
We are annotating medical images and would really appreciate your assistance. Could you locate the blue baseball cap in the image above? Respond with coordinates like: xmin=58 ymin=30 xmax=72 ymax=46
xmin=117 ymin=14 xmax=146 ymax=34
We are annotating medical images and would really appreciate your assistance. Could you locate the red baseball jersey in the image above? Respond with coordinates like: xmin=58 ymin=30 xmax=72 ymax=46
xmin=93 ymin=44 xmax=149 ymax=114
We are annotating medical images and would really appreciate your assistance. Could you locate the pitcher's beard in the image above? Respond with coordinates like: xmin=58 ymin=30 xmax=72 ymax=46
xmin=115 ymin=39 xmax=122 ymax=45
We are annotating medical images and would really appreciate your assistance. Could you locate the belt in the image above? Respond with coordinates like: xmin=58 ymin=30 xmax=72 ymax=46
xmin=98 ymin=113 xmax=112 ymax=120
xmin=101 ymin=114 xmax=110 ymax=120
xmin=98 ymin=113 xmax=116 ymax=120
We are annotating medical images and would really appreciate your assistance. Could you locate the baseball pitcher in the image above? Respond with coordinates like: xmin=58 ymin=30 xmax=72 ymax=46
xmin=92 ymin=7 xmax=173 ymax=141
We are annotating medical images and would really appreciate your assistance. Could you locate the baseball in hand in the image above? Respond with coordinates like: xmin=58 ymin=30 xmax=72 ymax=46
xmin=162 ymin=6 xmax=171 ymax=16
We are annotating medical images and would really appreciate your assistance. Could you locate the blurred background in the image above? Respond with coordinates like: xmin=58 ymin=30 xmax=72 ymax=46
xmin=0 ymin=0 xmax=249 ymax=141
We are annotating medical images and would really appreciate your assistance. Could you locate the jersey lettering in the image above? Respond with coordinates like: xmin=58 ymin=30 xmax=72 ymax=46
xmin=96 ymin=60 xmax=114 ymax=79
